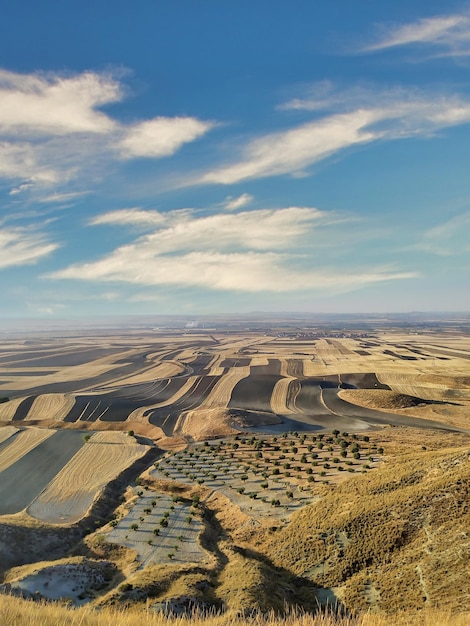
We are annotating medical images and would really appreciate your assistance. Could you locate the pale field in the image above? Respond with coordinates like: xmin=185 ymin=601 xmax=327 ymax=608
xmin=270 ymin=376 xmax=295 ymax=414
xmin=197 ymin=366 xmax=251 ymax=410
xmin=0 ymin=427 xmax=55 ymax=472
xmin=249 ymin=356 xmax=270 ymax=366
xmin=0 ymin=396 xmax=25 ymax=420
xmin=0 ymin=424 xmax=18 ymax=444
xmin=29 ymin=393 xmax=75 ymax=421
xmin=27 ymin=432 xmax=149 ymax=524
xmin=175 ymin=408 xmax=239 ymax=439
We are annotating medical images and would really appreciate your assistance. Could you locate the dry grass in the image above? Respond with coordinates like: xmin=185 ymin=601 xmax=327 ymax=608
xmin=0 ymin=595 xmax=469 ymax=626
xmin=268 ymin=443 xmax=470 ymax=613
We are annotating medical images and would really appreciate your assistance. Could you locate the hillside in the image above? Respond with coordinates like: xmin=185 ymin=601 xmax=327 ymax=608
xmin=268 ymin=442 xmax=470 ymax=612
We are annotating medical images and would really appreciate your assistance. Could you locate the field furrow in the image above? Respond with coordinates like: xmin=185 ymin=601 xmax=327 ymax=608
xmin=270 ymin=377 xmax=295 ymax=414
xmin=197 ymin=366 xmax=251 ymax=409
xmin=0 ymin=428 xmax=55 ymax=473
xmin=27 ymin=432 xmax=149 ymax=524
xmin=29 ymin=394 xmax=75 ymax=421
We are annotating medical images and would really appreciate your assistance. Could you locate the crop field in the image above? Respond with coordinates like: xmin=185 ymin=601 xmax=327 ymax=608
xmin=27 ymin=432 xmax=150 ymax=524
xmin=0 ymin=428 xmax=150 ymax=520
xmin=0 ymin=329 xmax=468 ymax=442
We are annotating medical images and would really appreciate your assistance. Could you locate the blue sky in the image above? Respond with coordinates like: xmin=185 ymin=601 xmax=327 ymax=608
xmin=1 ymin=0 xmax=470 ymax=317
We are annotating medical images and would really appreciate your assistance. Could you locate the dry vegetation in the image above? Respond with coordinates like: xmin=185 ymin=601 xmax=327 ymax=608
xmin=1 ymin=595 xmax=469 ymax=626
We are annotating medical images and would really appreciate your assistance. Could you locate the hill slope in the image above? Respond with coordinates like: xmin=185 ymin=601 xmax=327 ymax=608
xmin=268 ymin=445 xmax=470 ymax=612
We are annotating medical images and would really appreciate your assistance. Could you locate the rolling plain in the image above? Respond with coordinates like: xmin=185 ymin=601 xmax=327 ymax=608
xmin=0 ymin=321 xmax=469 ymax=622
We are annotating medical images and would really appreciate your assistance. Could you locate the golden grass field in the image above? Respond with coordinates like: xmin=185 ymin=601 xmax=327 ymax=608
xmin=1 ymin=595 xmax=469 ymax=626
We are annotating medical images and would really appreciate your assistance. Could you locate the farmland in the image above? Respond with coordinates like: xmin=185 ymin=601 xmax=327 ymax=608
xmin=0 ymin=320 xmax=469 ymax=616
xmin=1 ymin=326 xmax=469 ymax=440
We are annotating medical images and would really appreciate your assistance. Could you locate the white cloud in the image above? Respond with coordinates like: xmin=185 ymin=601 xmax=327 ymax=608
xmin=89 ymin=208 xmax=169 ymax=227
xmin=364 ymin=13 xmax=470 ymax=55
xmin=223 ymin=193 xmax=254 ymax=211
xmin=0 ymin=142 xmax=60 ymax=183
xmin=197 ymin=94 xmax=470 ymax=184
xmin=39 ymin=191 xmax=90 ymax=203
xmin=47 ymin=206 xmax=415 ymax=293
xmin=118 ymin=117 xmax=214 ymax=159
xmin=199 ymin=110 xmax=379 ymax=184
xmin=88 ymin=206 xmax=326 ymax=248
xmin=0 ymin=69 xmax=121 ymax=136
xmin=0 ymin=68 xmax=214 ymax=189
xmin=0 ymin=228 xmax=59 ymax=269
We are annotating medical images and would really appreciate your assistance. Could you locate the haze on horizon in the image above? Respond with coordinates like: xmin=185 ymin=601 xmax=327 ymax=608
xmin=1 ymin=1 xmax=469 ymax=319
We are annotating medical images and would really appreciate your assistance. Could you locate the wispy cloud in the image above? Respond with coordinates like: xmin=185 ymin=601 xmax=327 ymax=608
xmin=0 ymin=68 xmax=214 ymax=191
xmin=47 ymin=206 xmax=415 ymax=293
xmin=0 ymin=227 xmax=59 ymax=269
xmin=197 ymin=91 xmax=470 ymax=184
xmin=222 ymin=193 xmax=254 ymax=211
xmin=118 ymin=117 xmax=215 ymax=158
xmin=364 ymin=12 xmax=470 ymax=56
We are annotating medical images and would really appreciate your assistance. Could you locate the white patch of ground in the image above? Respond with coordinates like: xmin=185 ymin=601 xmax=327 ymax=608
xmin=5 ymin=560 xmax=111 ymax=605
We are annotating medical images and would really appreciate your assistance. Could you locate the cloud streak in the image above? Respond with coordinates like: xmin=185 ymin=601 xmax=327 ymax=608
xmin=364 ymin=12 xmax=470 ymax=56
xmin=197 ymin=92 xmax=470 ymax=184
xmin=48 ymin=206 xmax=415 ymax=293
xmin=0 ymin=227 xmax=59 ymax=269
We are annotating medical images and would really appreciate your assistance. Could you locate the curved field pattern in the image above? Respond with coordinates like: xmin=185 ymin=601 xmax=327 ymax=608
xmin=27 ymin=432 xmax=149 ymax=524
xmin=146 ymin=375 xmax=222 ymax=435
xmin=29 ymin=394 xmax=75 ymax=421
xmin=197 ymin=366 xmax=251 ymax=410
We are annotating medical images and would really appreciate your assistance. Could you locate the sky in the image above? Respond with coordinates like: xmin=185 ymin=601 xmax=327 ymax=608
xmin=1 ymin=0 xmax=470 ymax=318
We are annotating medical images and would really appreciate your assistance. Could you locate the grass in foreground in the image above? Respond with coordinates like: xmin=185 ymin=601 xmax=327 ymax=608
xmin=1 ymin=595 xmax=469 ymax=626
